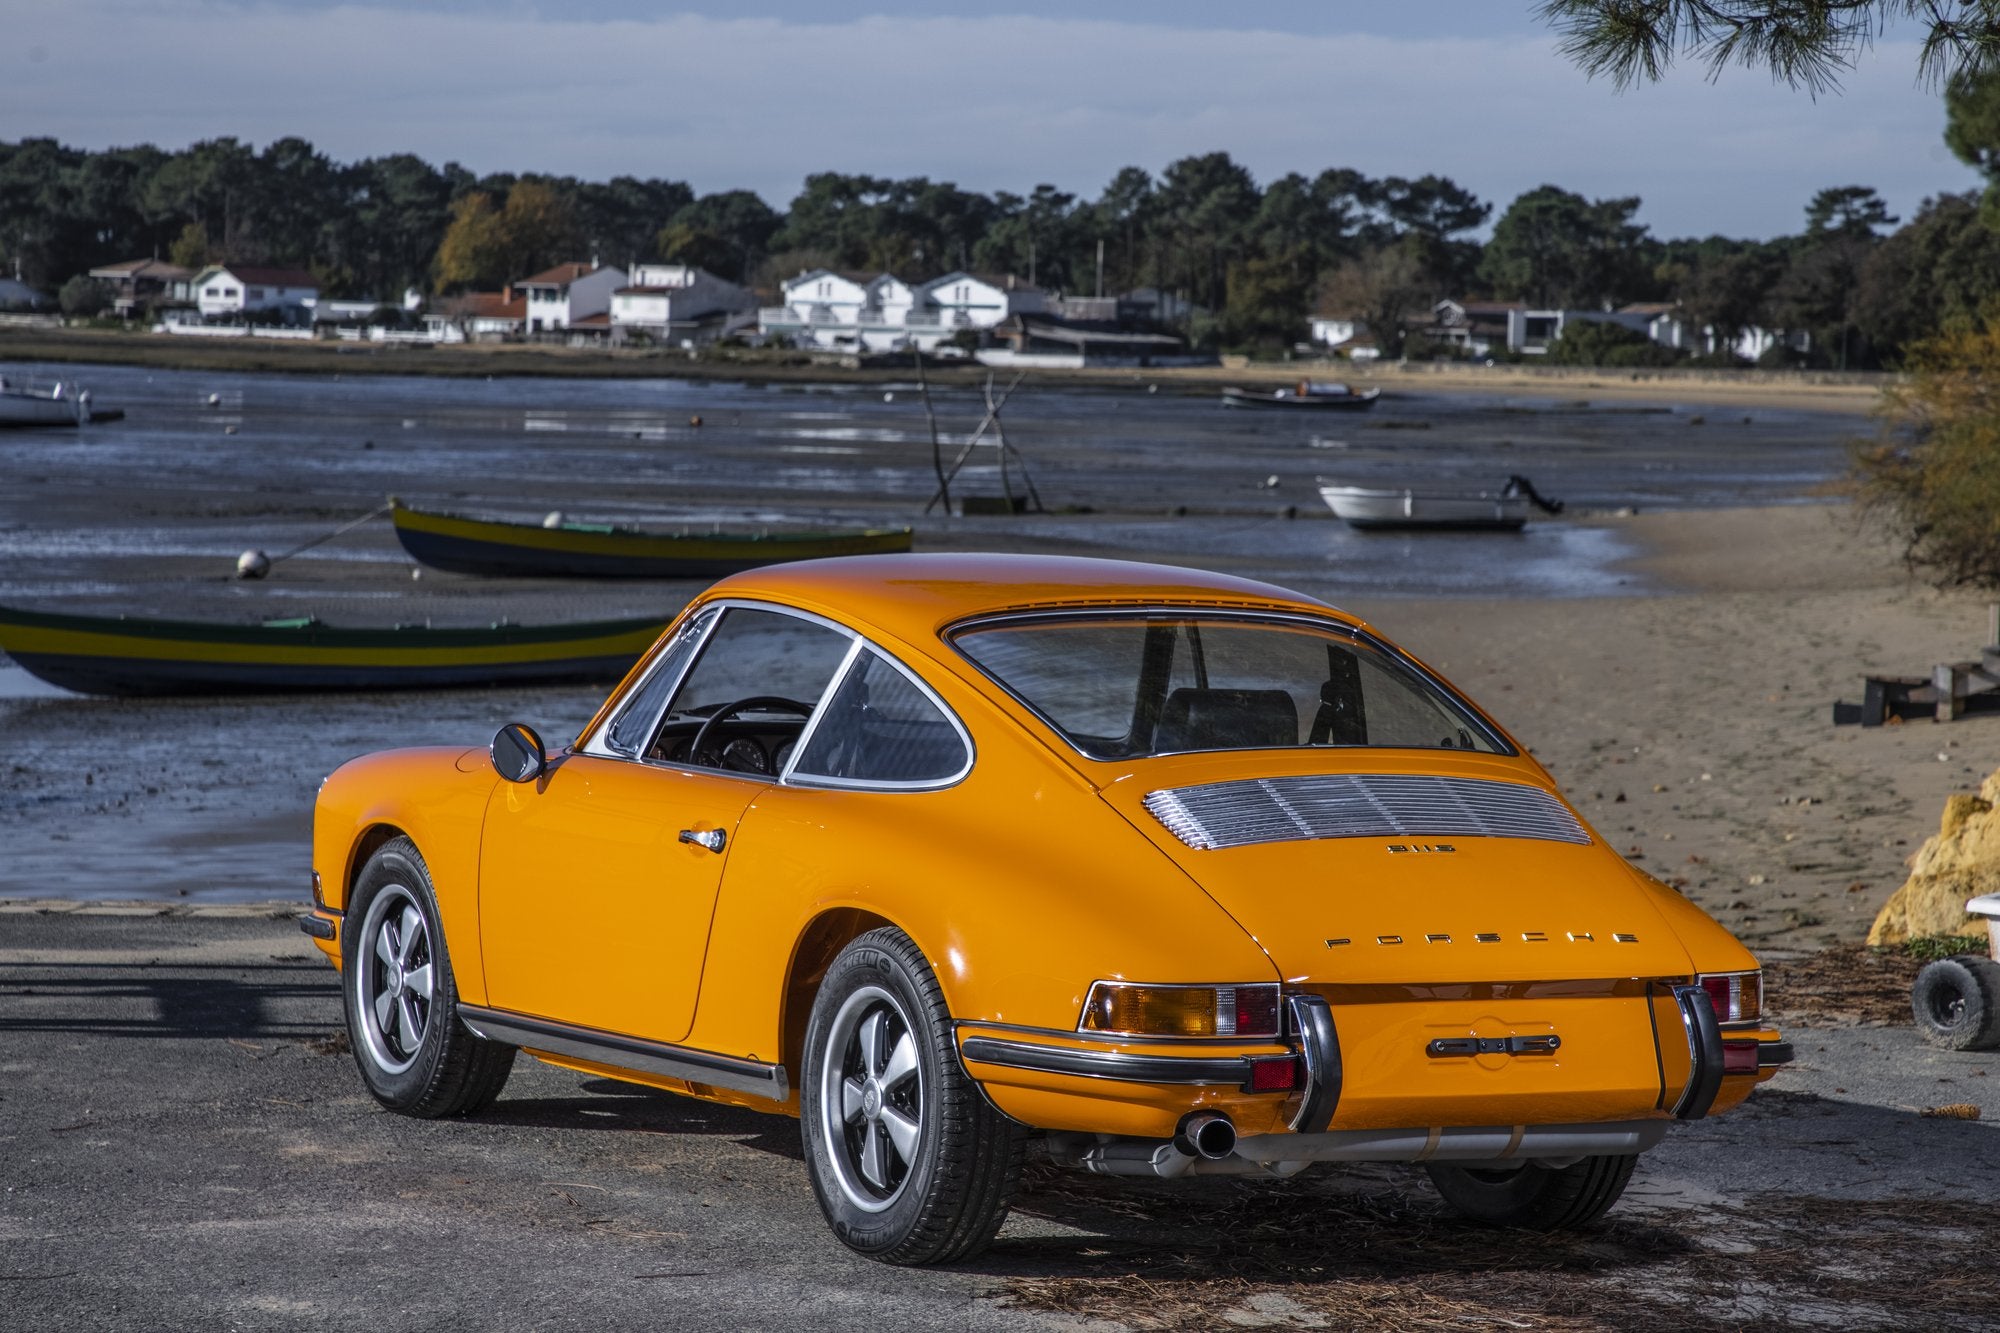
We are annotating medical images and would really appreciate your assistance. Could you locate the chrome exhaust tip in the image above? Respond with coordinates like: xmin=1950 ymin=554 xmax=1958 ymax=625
xmin=1176 ymin=1111 xmax=1237 ymax=1161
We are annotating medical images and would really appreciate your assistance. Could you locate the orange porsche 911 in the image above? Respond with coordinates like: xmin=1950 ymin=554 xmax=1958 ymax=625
xmin=302 ymin=554 xmax=1789 ymax=1264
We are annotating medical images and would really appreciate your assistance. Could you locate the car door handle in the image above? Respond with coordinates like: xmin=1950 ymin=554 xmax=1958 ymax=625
xmin=678 ymin=827 xmax=726 ymax=853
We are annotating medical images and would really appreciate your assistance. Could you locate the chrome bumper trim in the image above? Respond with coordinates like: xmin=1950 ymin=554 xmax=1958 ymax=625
xmin=1670 ymin=984 xmax=1724 ymax=1119
xmin=1286 ymin=993 xmax=1341 ymax=1132
xmin=458 ymin=1005 xmax=788 ymax=1101
xmin=959 ymin=1035 xmax=1252 ymax=1086
xmin=297 ymin=911 xmax=337 ymax=941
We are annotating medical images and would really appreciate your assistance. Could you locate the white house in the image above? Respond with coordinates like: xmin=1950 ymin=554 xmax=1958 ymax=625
xmin=1308 ymin=315 xmax=1366 ymax=348
xmin=609 ymin=264 xmax=756 ymax=344
xmin=759 ymin=269 xmax=1046 ymax=351
xmin=423 ymin=288 xmax=527 ymax=343
xmin=192 ymin=265 xmax=319 ymax=319
xmin=516 ymin=262 xmax=626 ymax=334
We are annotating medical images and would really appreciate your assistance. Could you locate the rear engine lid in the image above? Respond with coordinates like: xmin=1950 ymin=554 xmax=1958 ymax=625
xmin=1100 ymin=764 xmax=1695 ymax=985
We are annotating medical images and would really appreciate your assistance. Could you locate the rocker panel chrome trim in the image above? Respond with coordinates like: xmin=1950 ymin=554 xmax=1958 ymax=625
xmin=457 ymin=1005 xmax=788 ymax=1101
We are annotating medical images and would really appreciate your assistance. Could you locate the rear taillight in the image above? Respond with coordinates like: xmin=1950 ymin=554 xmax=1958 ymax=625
xmin=1245 ymin=1055 xmax=1301 ymax=1092
xmin=1722 ymin=1041 xmax=1760 ymax=1075
xmin=1698 ymin=971 xmax=1762 ymax=1025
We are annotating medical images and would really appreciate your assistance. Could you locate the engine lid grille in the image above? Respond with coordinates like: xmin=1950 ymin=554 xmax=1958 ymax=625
xmin=1143 ymin=773 xmax=1592 ymax=851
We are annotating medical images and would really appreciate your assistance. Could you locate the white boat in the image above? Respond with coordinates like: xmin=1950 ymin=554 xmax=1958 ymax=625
xmin=1319 ymin=476 xmax=1562 ymax=531
xmin=1221 ymin=382 xmax=1380 ymax=411
xmin=0 ymin=374 xmax=90 ymax=427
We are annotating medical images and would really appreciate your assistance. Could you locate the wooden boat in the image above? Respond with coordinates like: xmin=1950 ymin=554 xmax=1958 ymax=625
xmin=0 ymin=374 xmax=89 ymax=427
xmin=0 ymin=604 xmax=668 ymax=696
xmin=390 ymin=500 xmax=915 ymax=579
xmin=1221 ymin=382 xmax=1380 ymax=411
xmin=1319 ymin=476 xmax=1562 ymax=531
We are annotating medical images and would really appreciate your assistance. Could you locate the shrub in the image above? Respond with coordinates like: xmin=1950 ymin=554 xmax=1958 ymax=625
xmin=1544 ymin=319 xmax=1682 ymax=367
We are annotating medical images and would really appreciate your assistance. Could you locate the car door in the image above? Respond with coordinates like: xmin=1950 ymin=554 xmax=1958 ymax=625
xmin=477 ymin=603 xmax=856 ymax=1046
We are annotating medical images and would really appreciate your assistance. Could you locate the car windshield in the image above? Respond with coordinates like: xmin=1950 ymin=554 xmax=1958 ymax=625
xmin=951 ymin=613 xmax=1508 ymax=760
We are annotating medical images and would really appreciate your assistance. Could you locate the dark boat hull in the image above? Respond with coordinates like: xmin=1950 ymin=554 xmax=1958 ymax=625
xmin=0 ymin=605 xmax=667 ymax=697
xmin=392 ymin=503 xmax=915 ymax=579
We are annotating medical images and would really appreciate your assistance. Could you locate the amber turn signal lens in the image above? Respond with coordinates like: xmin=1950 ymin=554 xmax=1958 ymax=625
xmin=1078 ymin=982 xmax=1282 ymax=1038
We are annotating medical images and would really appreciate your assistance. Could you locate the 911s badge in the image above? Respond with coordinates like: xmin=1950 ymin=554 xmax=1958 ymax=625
xmin=1387 ymin=843 xmax=1455 ymax=854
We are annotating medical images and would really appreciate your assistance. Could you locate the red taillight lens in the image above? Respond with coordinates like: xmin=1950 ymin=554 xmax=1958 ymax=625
xmin=1698 ymin=971 xmax=1762 ymax=1025
xmin=1078 ymin=982 xmax=1282 ymax=1038
xmin=1722 ymin=1041 xmax=1760 ymax=1075
xmin=1234 ymin=986 xmax=1280 ymax=1038
xmin=1246 ymin=1055 xmax=1301 ymax=1092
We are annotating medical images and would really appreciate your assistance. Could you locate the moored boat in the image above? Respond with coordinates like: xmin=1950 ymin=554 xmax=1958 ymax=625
xmin=0 ymin=374 xmax=90 ymax=427
xmin=0 ymin=604 xmax=668 ymax=696
xmin=1221 ymin=381 xmax=1380 ymax=411
xmin=390 ymin=500 xmax=915 ymax=579
xmin=1319 ymin=475 xmax=1563 ymax=531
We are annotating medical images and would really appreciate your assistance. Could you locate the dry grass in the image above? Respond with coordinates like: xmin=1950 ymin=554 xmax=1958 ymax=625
xmin=1765 ymin=945 xmax=1927 ymax=1026
xmin=999 ymin=1163 xmax=1996 ymax=1331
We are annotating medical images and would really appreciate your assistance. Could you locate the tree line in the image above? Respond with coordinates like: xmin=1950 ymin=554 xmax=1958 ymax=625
xmin=11 ymin=71 xmax=2000 ymax=365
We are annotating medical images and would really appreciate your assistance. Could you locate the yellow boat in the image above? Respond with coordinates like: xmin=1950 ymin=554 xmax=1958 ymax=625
xmin=390 ymin=501 xmax=914 ymax=579
xmin=0 ymin=605 xmax=667 ymax=696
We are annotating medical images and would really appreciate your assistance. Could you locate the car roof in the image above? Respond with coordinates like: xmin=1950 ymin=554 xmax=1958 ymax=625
xmin=704 ymin=553 xmax=1355 ymax=641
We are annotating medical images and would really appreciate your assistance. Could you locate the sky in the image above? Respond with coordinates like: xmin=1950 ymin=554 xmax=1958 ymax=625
xmin=0 ymin=0 xmax=1983 ymax=240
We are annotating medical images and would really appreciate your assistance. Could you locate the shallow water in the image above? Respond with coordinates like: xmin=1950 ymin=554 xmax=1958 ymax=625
xmin=0 ymin=362 xmax=1860 ymax=900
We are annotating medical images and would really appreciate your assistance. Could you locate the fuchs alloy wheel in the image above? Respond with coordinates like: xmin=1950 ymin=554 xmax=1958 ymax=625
xmin=342 ymin=837 xmax=515 ymax=1117
xmin=1912 ymin=954 xmax=2000 ymax=1051
xmin=800 ymin=927 xmax=1022 ymax=1264
xmin=1425 ymin=1154 xmax=1637 ymax=1230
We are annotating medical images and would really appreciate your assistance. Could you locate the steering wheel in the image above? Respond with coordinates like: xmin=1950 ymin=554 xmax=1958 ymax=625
xmin=685 ymin=695 xmax=815 ymax=769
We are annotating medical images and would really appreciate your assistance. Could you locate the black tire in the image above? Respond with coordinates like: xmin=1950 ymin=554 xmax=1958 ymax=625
xmin=342 ymin=837 xmax=515 ymax=1118
xmin=800 ymin=927 xmax=1022 ymax=1264
xmin=1912 ymin=954 xmax=2000 ymax=1052
xmin=1425 ymin=1154 xmax=1637 ymax=1230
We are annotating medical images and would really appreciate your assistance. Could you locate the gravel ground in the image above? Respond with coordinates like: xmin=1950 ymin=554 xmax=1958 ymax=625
xmin=2 ymin=909 xmax=1994 ymax=1332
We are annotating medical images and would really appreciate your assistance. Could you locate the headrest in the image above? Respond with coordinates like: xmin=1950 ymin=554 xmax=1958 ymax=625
xmin=1154 ymin=688 xmax=1298 ymax=753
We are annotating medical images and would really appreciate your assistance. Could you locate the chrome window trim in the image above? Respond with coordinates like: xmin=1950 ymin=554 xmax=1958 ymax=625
xmin=580 ymin=604 xmax=722 ymax=760
xmin=784 ymin=643 xmax=977 ymax=793
xmin=943 ymin=605 xmax=1515 ymax=761
xmin=580 ymin=597 xmax=976 ymax=793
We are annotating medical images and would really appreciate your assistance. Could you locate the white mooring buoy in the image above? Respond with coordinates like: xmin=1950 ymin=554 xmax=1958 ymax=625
xmin=235 ymin=549 xmax=271 ymax=580
xmin=542 ymin=511 xmax=565 ymax=529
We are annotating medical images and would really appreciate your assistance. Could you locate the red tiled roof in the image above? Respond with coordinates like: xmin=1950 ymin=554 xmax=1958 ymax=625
xmin=518 ymin=262 xmax=599 ymax=287
xmin=459 ymin=291 xmax=525 ymax=320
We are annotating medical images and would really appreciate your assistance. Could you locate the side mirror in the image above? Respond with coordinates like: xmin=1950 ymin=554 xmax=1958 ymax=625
xmin=490 ymin=723 xmax=546 ymax=783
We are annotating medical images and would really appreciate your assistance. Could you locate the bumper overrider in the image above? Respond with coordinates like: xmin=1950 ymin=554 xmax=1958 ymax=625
xmin=959 ymin=989 xmax=1791 ymax=1178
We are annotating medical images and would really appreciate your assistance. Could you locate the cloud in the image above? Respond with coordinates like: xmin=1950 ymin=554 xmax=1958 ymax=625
xmin=6 ymin=2 xmax=1981 ymax=237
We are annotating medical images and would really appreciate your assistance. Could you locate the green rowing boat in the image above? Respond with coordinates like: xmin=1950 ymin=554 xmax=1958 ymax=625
xmin=0 ymin=604 xmax=667 ymax=697
xmin=390 ymin=500 xmax=914 ymax=579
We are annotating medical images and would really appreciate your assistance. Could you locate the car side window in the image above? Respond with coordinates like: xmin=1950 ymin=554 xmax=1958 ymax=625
xmin=790 ymin=650 xmax=970 ymax=786
xmin=602 ymin=608 xmax=716 ymax=758
xmin=646 ymin=606 xmax=855 ymax=774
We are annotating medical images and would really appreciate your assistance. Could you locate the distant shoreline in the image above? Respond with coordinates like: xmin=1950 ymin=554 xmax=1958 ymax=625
xmin=1 ymin=325 xmax=1889 ymax=412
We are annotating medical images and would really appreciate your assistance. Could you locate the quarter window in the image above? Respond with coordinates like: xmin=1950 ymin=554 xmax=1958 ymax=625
xmin=791 ymin=651 xmax=968 ymax=785
xmin=602 ymin=608 xmax=716 ymax=757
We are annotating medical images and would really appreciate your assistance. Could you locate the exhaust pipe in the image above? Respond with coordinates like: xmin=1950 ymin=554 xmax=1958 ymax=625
xmin=1175 ymin=1112 xmax=1237 ymax=1161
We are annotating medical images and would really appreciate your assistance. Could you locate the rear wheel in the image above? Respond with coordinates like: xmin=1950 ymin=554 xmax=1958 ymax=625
xmin=1912 ymin=954 xmax=2000 ymax=1051
xmin=800 ymin=927 xmax=1022 ymax=1264
xmin=343 ymin=837 xmax=515 ymax=1117
xmin=1425 ymin=1154 xmax=1636 ymax=1230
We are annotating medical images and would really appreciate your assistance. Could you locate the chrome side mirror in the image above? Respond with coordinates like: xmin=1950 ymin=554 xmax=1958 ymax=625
xmin=491 ymin=722 xmax=546 ymax=783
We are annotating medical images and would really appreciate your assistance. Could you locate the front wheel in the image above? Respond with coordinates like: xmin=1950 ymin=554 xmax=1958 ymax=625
xmin=343 ymin=836 xmax=515 ymax=1117
xmin=1425 ymin=1154 xmax=1636 ymax=1230
xmin=800 ymin=927 xmax=1022 ymax=1264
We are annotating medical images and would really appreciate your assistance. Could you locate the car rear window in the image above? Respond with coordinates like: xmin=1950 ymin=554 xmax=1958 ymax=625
xmin=951 ymin=613 xmax=1507 ymax=760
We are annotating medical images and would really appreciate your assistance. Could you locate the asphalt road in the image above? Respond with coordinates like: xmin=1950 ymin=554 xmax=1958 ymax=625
xmin=4 ymin=908 xmax=1998 ymax=1332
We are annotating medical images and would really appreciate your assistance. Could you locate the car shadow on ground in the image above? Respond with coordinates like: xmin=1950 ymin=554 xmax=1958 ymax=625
xmin=473 ymin=1076 xmax=808 ymax=1159
xmin=966 ymin=1089 xmax=2000 ymax=1329
xmin=0 ymin=958 xmax=335 ymax=1042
